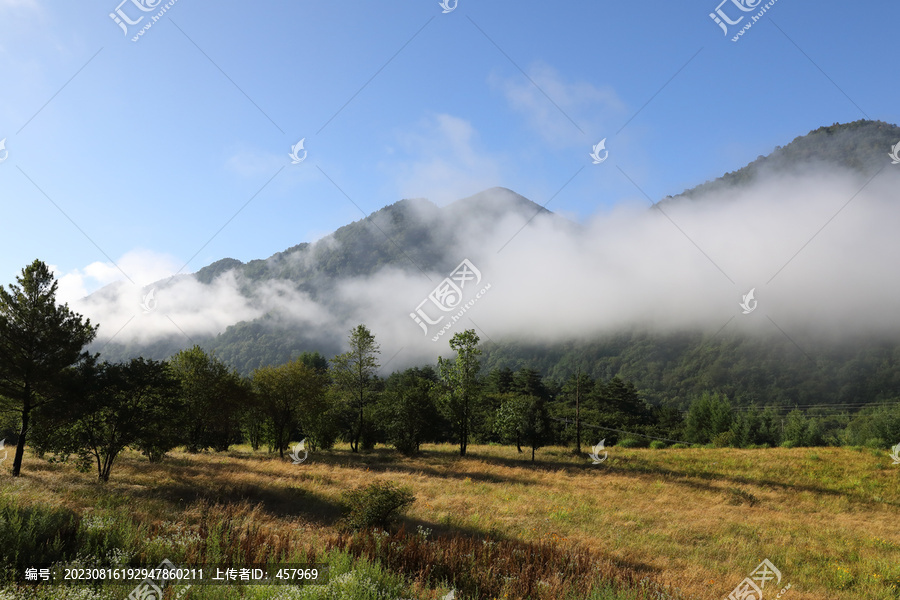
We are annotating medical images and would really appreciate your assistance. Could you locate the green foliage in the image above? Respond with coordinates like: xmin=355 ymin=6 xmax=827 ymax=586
xmin=0 ymin=260 xmax=97 ymax=476
xmin=670 ymin=120 xmax=900 ymax=201
xmin=0 ymin=501 xmax=80 ymax=582
xmin=169 ymin=346 xmax=247 ymax=452
xmin=339 ymin=481 xmax=415 ymax=532
xmin=253 ymin=357 xmax=330 ymax=457
xmin=496 ymin=394 xmax=552 ymax=461
xmin=596 ymin=377 xmax=651 ymax=435
xmin=33 ymin=357 xmax=183 ymax=480
xmin=378 ymin=366 xmax=442 ymax=455
xmin=616 ymin=437 xmax=646 ymax=448
xmin=684 ymin=392 xmax=733 ymax=444
xmin=494 ymin=393 xmax=530 ymax=453
xmin=331 ymin=325 xmax=380 ymax=453
xmin=711 ymin=431 xmax=735 ymax=448
xmin=845 ymin=403 xmax=900 ymax=446
xmin=649 ymin=440 xmax=667 ymax=449
xmin=438 ymin=329 xmax=483 ymax=456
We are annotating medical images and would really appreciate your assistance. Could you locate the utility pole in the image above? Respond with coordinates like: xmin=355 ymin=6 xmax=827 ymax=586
xmin=575 ymin=367 xmax=582 ymax=454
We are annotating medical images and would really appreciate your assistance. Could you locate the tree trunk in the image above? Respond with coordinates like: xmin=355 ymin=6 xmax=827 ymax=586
xmin=531 ymin=446 xmax=535 ymax=462
xmin=12 ymin=389 xmax=30 ymax=477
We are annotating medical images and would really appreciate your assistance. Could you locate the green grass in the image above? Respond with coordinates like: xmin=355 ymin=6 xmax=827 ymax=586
xmin=0 ymin=443 xmax=897 ymax=599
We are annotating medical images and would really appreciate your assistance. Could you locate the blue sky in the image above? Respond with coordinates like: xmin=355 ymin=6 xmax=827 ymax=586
xmin=1 ymin=0 xmax=897 ymax=302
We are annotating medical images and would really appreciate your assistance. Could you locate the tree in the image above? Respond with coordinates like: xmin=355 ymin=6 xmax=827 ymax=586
xmin=129 ymin=361 xmax=185 ymax=462
xmin=494 ymin=393 xmax=528 ymax=453
xmin=253 ymin=358 xmax=329 ymax=458
xmin=521 ymin=394 xmax=551 ymax=461
xmin=560 ymin=371 xmax=595 ymax=453
xmin=684 ymin=391 xmax=733 ymax=444
xmin=0 ymin=260 xmax=97 ymax=476
xmin=494 ymin=392 xmax=551 ymax=461
xmin=331 ymin=325 xmax=380 ymax=453
xmin=598 ymin=376 xmax=653 ymax=434
xmin=33 ymin=358 xmax=180 ymax=481
xmin=168 ymin=346 xmax=246 ymax=452
xmin=380 ymin=366 xmax=441 ymax=455
xmin=438 ymin=329 xmax=482 ymax=456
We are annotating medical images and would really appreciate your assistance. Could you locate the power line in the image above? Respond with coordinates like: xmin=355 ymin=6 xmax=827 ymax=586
xmin=549 ymin=417 xmax=699 ymax=446
xmin=731 ymin=401 xmax=900 ymax=412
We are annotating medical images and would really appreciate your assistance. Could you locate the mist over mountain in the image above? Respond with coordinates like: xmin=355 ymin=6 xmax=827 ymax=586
xmin=82 ymin=120 xmax=900 ymax=407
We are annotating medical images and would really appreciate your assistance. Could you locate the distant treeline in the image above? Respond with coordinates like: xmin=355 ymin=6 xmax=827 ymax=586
xmin=1 ymin=260 xmax=898 ymax=484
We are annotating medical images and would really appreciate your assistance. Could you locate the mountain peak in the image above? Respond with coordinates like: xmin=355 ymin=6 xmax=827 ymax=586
xmin=669 ymin=119 xmax=900 ymax=201
xmin=448 ymin=187 xmax=549 ymax=219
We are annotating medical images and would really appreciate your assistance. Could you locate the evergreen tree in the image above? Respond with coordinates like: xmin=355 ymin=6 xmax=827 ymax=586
xmin=331 ymin=325 xmax=380 ymax=453
xmin=0 ymin=260 xmax=97 ymax=476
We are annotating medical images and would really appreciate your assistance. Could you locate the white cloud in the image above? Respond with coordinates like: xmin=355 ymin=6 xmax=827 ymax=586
xmin=490 ymin=62 xmax=627 ymax=148
xmin=389 ymin=113 xmax=505 ymax=205
xmin=52 ymin=249 xmax=184 ymax=305
xmin=0 ymin=0 xmax=39 ymax=9
xmin=225 ymin=148 xmax=288 ymax=178
xmin=70 ymin=167 xmax=900 ymax=369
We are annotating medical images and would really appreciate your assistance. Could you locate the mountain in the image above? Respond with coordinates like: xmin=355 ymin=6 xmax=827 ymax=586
xmin=87 ymin=121 xmax=900 ymax=410
xmin=196 ymin=187 xmax=549 ymax=289
xmin=663 ymin=119 xmax=900 ymax=203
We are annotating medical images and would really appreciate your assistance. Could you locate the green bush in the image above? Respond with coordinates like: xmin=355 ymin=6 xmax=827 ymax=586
xmin=670 ymin=443 xmax=689 ymax=449
xmin=0 ymin=501 xmax=80 ymax=582
xmin=339 ymin=481 xmax=415 ymax=532
xmin=711 ymin=431 xmax=735 ymax=448
xmin=616 ymin=437 xmax=646 ymax=448
xmin=649 ymin=440 xmax=667 ymax=449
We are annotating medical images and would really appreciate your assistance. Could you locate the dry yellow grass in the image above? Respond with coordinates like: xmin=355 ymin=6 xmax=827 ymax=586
xmin=4 ymin=443 xmax=898 ymax=599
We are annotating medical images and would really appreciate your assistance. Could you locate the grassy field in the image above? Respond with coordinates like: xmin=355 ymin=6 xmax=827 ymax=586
xmin=0 ymin=443 xmax=898 ymax=599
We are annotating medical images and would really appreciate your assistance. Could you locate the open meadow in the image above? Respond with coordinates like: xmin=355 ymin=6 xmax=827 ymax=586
xmin=0 ymin=443 xmax=897 ymax=600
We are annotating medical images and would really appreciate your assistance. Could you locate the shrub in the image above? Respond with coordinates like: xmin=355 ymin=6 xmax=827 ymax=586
xmin=670 ymin=443 xmax=689 ymax=449
xmin=649 ymin=440 xmax=667 ymax=449
xmin=0 ymin=501 xmax=80 ymax=582
xmin=617 ymin=437 xmax=646 ymax=448
xmin=711 ymin=431 xmax=735 ymax=448
xmin=339 ymin=481 xmax=415 ymax=532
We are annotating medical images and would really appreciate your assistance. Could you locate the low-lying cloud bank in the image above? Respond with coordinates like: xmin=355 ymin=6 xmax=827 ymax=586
xmin=70 ymin=166 xmax=900 ymax=366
